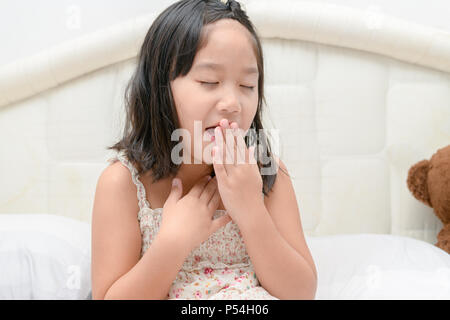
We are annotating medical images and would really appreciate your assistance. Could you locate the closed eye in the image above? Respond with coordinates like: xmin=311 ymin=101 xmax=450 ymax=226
xmin=199 ymin=81 xmax=255 ymax=91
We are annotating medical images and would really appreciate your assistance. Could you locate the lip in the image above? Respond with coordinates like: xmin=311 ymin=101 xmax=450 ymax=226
xmin=205 ymin=122 xmax=221 ymax=131
xmin=205 ymin=119 xmax=239 ymax=131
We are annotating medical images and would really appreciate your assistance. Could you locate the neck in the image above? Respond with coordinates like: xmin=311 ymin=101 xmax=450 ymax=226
xmin=176 ymin=162 xmax=214 ymax=194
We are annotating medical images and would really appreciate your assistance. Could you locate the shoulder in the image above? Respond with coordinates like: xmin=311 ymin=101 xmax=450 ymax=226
xmin=264 ymin=155 xmax=291 ymax=207
xmin=274 ymin=155 xmax=288 ymax=174
xmin=271 ymin=154 xmax=290 ymax=187
xmin=94 ymin=161 xmax=141 ymax=216
xmin=264 ymin=152 xmax=302 ymax=217
xmin=101 ymin=160 xmax=134 ymax=185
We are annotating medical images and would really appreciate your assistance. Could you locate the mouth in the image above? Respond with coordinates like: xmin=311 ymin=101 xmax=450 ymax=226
xmin=204 ymin=122 xmax=221 ymax=138
xmin=205 ymin=122 xmax=221 ymax=131
xmin=204 ymin=121 xmax=238 ymax=141
xmin=204 ymin=126 xmax=217 ymax=141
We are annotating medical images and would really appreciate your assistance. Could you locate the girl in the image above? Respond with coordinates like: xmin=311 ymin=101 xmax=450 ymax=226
xmin=91 ymin=0 xmax=317 ymax=300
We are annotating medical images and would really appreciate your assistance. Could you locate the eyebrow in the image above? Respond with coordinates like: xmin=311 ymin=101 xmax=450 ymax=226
xmin=193 ymin=62 xmax=259 ymax=75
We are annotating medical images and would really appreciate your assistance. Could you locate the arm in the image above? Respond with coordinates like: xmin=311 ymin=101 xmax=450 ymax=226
xmin=236 ymin=159 xmax=317 ymax=300
xmin=104 ymin=232 xmax=190 ymax=300
xmin=91 ymin=163 xmax=190 ymax=300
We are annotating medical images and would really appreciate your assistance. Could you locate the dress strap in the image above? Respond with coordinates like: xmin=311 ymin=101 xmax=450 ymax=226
xmin=112 ymin=150 xmax=151 ymax=211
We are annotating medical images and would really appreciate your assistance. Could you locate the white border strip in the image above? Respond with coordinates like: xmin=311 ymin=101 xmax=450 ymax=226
xmin=0 ymin=1 xmax=449 ymax=108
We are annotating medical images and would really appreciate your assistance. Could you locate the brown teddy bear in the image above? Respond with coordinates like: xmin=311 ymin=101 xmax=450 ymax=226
xmin=407 ymin=145 xmax=450 ymax=254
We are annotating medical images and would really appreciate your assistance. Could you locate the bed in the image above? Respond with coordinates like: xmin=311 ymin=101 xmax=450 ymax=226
xmin=0 ymin=0 xmax=449 ymax=299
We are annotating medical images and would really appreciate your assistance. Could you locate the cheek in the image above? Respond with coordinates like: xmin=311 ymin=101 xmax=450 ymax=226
xmin=177 ymin=86 xmax=211 ymax=119
xmin=177 ymin=107 xmax=209 ymax=143
xmin=244 ymin=100 xmax=258 ymax=125
xmin=174 ymin=101 xmax=200 ymax=130
xmin=172 ymin=79 xmax=203 ymax=120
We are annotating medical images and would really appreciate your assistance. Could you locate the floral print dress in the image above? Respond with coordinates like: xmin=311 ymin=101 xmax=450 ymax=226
xmin=109 ymin=151 xmax=278 ymax=300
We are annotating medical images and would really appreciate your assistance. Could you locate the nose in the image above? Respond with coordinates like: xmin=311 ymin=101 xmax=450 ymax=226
xmin=217 ymin=85 xmax=241 ymax=114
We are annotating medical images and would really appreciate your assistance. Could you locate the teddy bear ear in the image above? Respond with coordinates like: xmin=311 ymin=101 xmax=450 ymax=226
xmin=407 ymin=159 xmax=432 ymax=207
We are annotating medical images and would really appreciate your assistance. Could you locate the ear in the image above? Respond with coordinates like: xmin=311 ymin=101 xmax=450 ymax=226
xmin=407 ymin=159 xmax=432 ymax=207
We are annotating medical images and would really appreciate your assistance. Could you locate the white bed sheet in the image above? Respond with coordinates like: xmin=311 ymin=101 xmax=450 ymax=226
xmin=306 ymin=234 xmax=450 ymax=299
xmin=1 ymin=214 xmax=449 ymax=299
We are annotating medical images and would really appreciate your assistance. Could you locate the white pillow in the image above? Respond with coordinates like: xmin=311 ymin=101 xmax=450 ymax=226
xmin=0 ymin=214 xmax=91 ymax=300
xmin=305 ymin=234 xmax=450 ymax=299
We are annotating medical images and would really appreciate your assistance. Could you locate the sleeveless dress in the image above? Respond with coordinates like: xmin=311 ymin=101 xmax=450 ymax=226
xmin=109 ymin=150 xmax=278 ymax=300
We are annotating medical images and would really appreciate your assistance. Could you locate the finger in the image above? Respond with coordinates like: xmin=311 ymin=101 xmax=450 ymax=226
xmin=214 ymin=126 xmax=225 ymax=166
xmin=208 ymin=187 xmax=221 ymax=210
xmin=248 ymin=145 xmax=257 ymax=165
xmin=235 ymin=128 xmax=247 ymax=164
xmin=218 ymin=118 xmax=229 ymax=159
xmin=214 ymin=127 xmax=228 ymax=176
xmin=213 ymin=145 xmax=227 ymax=178
xmin=219 ymin=118 xmax=230 ymax=128
xmin=223 ymin=127 xmax=236 ymax=166
xmin=230 ymin=122 xmax=242 ymax=165
xmin=218 ymin=120 xmax=235 ymax=168
xmin=200 ymin=176 xmax=217 ymax=203
xmin=166 ymin=177 xmax=183 ymax=204
xmin=189 ymin=175 xmax=211 ymax=198
xmin=209 ymin=213 xmax=232 ymax=234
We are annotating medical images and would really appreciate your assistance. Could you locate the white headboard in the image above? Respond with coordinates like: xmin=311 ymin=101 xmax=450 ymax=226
xmin=1 ymin=0 xmax=449 ymax=245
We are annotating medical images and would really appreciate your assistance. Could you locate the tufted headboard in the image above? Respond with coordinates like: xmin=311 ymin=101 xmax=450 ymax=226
xmin=1 ymin=0 xmax=449 ymax=245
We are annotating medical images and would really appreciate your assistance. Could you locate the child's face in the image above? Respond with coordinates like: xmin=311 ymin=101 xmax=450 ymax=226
xmin=170 ymin=19 xmax=259 ymax=165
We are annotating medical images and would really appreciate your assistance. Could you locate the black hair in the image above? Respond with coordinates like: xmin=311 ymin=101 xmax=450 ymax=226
xmin=108 ymin=0 xmax=286 ymax=196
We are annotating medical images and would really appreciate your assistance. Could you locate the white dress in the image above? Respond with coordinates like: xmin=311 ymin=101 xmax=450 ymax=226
xmin=109 ymin=150 xmax=278 ymax=300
